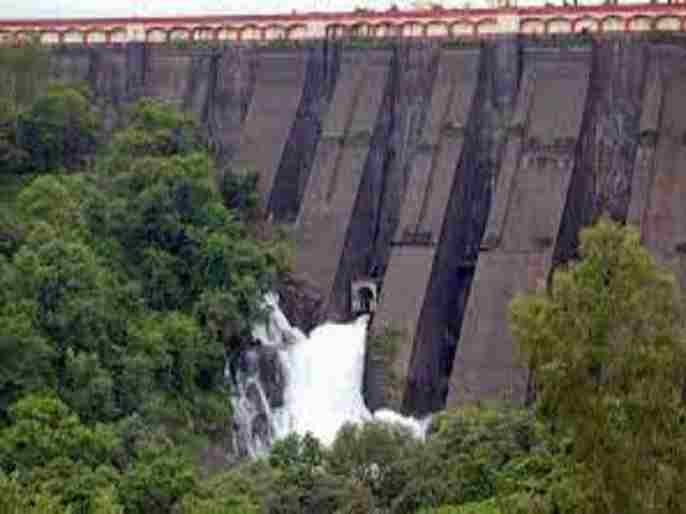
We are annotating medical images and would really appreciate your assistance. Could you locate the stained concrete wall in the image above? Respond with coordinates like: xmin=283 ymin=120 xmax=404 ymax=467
xmin=628 ymin=45 xmax=686 ymax=291
xmin=368 ymin=49 xmax=481 ymax=414
xmin=293 ymin=49 xmax=392 ymax=320
xmin=228 ymin=50 xmax=308 ymax=209
xmin=447 ymin=46 xmax=592 ymax=406
xmin=6 ymin=38 xmax=686 ymax=415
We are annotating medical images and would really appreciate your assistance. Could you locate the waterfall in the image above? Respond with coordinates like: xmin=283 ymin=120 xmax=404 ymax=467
xmin=230 ymin=294 xmax=429 ymax=458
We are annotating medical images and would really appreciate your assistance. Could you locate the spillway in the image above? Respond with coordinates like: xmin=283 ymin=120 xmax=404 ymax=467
xmin=230 ymin=295 xmax=429 ymax=458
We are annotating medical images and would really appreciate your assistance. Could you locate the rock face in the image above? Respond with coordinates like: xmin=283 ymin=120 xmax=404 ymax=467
xmin=12 ymin=36 xmax=686 ymax=416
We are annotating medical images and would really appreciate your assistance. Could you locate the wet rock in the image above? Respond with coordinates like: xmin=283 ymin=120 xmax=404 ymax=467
xmin=278 ymin=274 xmax=325 ymax=332
xmin=258 ymin=347 xmax=285 ymax=409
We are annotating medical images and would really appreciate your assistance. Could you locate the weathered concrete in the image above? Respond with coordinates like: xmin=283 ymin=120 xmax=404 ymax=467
xmin=447 ymin=46 xmax=592 ymax=406
xmin=269 ymin=44 xmax=338 ymax=222
xmin=368 ymin=49 xmax=481 ymax=414
xmin=145 ymin=47 xmax=205 ymax=115
xmin=293 ymin=49 xmax=392 ymax=320
xmin=6 ymin=38 xmax=686 ymax=415
xmin=229 ymin=50 xmax=309 ymax=209
xmin=628 ymin=46 xmax=686 ymax=291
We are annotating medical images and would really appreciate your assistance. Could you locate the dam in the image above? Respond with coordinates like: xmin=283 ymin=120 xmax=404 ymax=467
xmin=3 ymin=2 xmax=686 ymax=416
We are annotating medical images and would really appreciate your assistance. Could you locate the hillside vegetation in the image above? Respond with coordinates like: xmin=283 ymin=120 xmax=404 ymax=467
xmin=0 ymin=50 xmax=685 ymax=514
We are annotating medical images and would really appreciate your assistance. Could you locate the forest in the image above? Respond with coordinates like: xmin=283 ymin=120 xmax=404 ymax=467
xmin=1 ymin=45 xmax=685 ymax=514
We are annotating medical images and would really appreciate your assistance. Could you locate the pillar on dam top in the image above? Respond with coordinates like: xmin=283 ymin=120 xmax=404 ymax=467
xmin=447 ymin=46 xmax=592 ymax=407
xmin=293 ymin=49 xmax=392 ymax=321
xmin=367 ymin=48 xmax=481 ymax=414
xmin=628 ymin=47 xmax=686 ymax=292
xmin=229 ymin=49 xmax=309 ymax=210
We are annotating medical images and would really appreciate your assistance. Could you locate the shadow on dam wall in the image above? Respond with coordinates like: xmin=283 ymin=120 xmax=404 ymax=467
xmin=18 ymin=36 xmax=686 ymax=415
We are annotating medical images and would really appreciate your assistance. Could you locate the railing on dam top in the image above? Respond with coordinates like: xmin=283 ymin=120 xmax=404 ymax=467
xmin=1 ymin=2 xmax=686 ymax=46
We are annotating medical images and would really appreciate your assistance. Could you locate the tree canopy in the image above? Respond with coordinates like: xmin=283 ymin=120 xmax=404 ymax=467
xmin=510 ymin=219 xmax=686 ymax=513
xmin=0 ymin=85 xmax=290 ymax=514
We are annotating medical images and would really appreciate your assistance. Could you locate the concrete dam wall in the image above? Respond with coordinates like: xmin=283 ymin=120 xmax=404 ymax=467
xmin=18 ymin=37 xmax=686 ymax=416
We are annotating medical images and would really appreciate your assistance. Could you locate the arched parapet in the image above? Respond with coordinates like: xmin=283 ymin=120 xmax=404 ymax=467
xmin=627 ymin=15 xmax=653 ymax=32
xmin=109 ymin=28 xmax=127 ymax=44
xmin=240 ymin=24 xmax=262 ymax=41
xmin=85 ymin=30 xmax=107 ymax=44
xmin=546 ymin=17 xmax=572 ymax=34
xmin=217 ymin=26 xmax=240 ymax=41
xmin=15 ymin=30 xmax=37 ymax=45
xmin=264 ymin=24 xmax=287 ymax=40
xmin=374 ymin=22 xmax=399 ymax=38
xmin=475 ymin=18 xmax=499 ymax=35
xmin=401 ymin=20 xmax=425 ymax=37
xmin=350 ymin=22 xmax=373 ymax=38
xmin=521 ymin=17 xmax=545 ymax=34
xmin=600 ymin=15 xmax=624 ymax=33
xmin=62 ymin=28 xmax=85 ymax=44
xmin=326 ymin=23 xmax=348 ymax=39
xmin=426 ymin=20 xmax=449 ymax=37
xmin=169 ymin=27 xmax=191 ymax=41
xmin=573 ymin=16 xmax=600 ymax=33
xmin=451 ymin=20 xmax=475 ymax=37
xmin=655 ymin=15 xmax=682 ymax=31
xmin=40 ymin=30 xmax=61 ymax=45
xmin=286 ymin=24 xmax=307 ymax=40
xmin=193 ymin=26 xmax=216 ymax=41
xmin=0 ymin=30 xmax=14 ymax=46
xmin=146 ymin=27 xmax=168 ymax=43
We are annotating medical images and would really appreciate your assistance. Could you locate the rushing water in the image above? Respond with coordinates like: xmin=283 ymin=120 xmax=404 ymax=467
xmin=229 ymin=294 xmax=429 ymax=458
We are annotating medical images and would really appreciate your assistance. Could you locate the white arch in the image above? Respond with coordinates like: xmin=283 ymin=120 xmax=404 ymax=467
xmin=86 ymin=30 xmax=107 ymax=44
xmin=169 ymin=27 xmax=190 ymax=41
xmin=240 ymin=25 xmax=262 ymax=40
xmin=601 ymin=16 xmax=624 ymax=32
xmin=40 ymin=31 xmax=60 ymax=45
xmin=521 ymin=18 xmax=545 ymax=34
xmin=655 ymin=16 xmax=681 ymax=31
xmin=146 ymin=28 xmax=168 ymax=43
xmin=264 ymin=24 xmax=287 ymax=40
xmin=193 ymin=26 xmax=216 ymax=41
xmin=63 ymin=29 xmax=84 ymax=44
xmin=627 ymin=16 xmax=652 ymax=32
xmin=574 ymin=17 xmax=600 ymax=33
xmin=402 ymin=21 xmax=424 ymax=38
xmin=109 ymin=29 xmax=127 ymax=43
xmin=426 ymin=21 xmax=449 ymax=37
xmin=546 ymin=17 xmax=572 ymax=34
xmin=217 ymin=27 xmax=240 ymax=41
xmin=451 ymin=21 xmax=474 ymax=36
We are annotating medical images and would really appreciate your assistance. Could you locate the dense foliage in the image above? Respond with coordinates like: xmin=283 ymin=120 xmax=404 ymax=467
xmin=510 ymin=219 xmax=686 ymax=513
xmin=1 ymin=64 xmax=684 ymax=513
xmin=0 ymin=83 xmax=288 ymax=513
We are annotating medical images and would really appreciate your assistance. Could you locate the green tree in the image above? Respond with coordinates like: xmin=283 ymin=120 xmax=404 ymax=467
xmin=0 ymin=45 xmax=49 ymax=175
xmin=391 ymin=407 xmax=539 ymax=514
xmin=0 ymin=394 xmax=120 ymax=514
xmin=510 ymin=219 xmax=686 ymax=514
xmin=0 ymin=299 xmax=54 ymax=418
xmin=328 ymin=421 xmax=420 ymax=510
xmin=0 ymin=472 xmax=65 ymax=514
xmin=418 ymin=499 xmax=502 ymax=514
xmin=0 ymin=394 xmax=118 ymax=473
xmin=104 ymin=98 xmax=199 ymax=171
xmin=118 ymin=445 xmax=196 ymax=514
xmin=17 ymin=84 xmax=99 ymax=172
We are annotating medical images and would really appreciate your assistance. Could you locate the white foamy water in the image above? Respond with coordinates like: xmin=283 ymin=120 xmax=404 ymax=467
xmin=233 ymin=293 xmax=429 ymax=454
